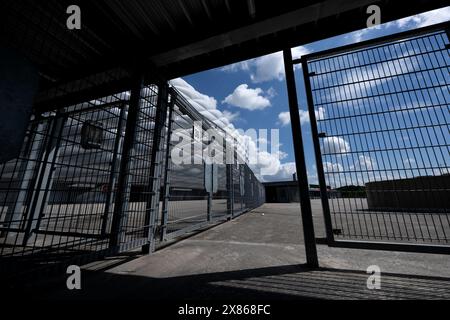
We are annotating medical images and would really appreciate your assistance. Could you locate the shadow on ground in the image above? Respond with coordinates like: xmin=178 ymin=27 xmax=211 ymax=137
xmin=18 ymin=259 xmax=450 ymax=300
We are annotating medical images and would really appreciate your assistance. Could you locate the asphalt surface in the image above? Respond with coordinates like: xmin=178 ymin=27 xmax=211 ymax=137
xmin=31 ymin=202 xmax=450 ymax=300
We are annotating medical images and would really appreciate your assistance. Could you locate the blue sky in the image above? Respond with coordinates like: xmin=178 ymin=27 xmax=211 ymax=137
xmin=173 ymin=7 xmax=449 ymax=183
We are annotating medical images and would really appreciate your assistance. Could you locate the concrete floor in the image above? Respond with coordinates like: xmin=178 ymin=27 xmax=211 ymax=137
xmin=35 ymin=203 xmax=450 ymax=300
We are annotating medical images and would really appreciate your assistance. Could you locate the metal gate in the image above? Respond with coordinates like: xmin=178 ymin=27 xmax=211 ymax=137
xmin=0 ymin=75 xmax=266 ymax=281
xmin=155 ymin=89 xmax=265 ymax=242
xmin=302 ymin=22 xmax=450 ymax=254
xmin=0 ymin=80 xmax=168 ymax=279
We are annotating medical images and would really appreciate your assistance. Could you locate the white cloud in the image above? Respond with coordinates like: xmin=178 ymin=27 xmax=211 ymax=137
xmin=220 ymin=61 xmax=250 ymax=73
xmin=291 ymin=46 xmax=312 ymax=61
xmin=222 ymin=110 xmax=240 ymax=123
xmin=315 ymin=48 xmax=420 ymax=106
xmin=299 ymin=110 xmax=310 ymax=126
xmin=276 ymin=151 xmax=288 ymax=160
xmin=251 ymin=46 xmax=312 ymax=83
xmin=262 ymin=162 xmax=319 ymax=183
xmin=278 ymin=107 xmax=325 ymax=127
xmin=170 ymin=78 xmax=238 ymax=132
xmin=262 ymin=162 xmax=296 ymax=182
xmin=222 ymin=84 xmax=272 ymax=110
xmin=344 ymin=25 xmax=381 ymax=43
xmin=355 ymin=155 xmax=375 ymax=171
xmin=322 ymin=137 xmax=351 ymax=154
xmin=253 ymin=150 xmax=282 ymax=178
xmin=323 ymin=162 xmax=344 ymax=173
xmin=266 ymin=87 xmax=277 ymax=98
xmin=433 ymin=167 xmax=450 ymax=176
xmin=316 ymin=107 xmax=326 ymax=120
xmin=170 ymin=79 xmax=349 ymax=184
xmin=171 ymin=78 xmax=217 ymax=110
xmin=250 ymin=52 xmax=285 ymax=83
xmin=278 ymin=111 xmax=291 ymax=126
xmin=391 ymin=7 xmax=450 ymax=29
xmin=403 ymin=158 xmax=416 ymax=167
xmin=220 ymin=46 xmax=312 ymax=83
xmin=344 ymin=7 xmax=450 ymax=43
xmin=170 ymin=78 xmax=286 ymax=180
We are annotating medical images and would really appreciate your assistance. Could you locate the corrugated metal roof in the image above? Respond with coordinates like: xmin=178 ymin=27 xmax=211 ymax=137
xmin=0 ymin=0 xmax=447 ymax=107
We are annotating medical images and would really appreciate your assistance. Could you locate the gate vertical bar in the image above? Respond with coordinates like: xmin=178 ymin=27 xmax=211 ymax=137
xmin=109 ymin=74 xmax=144 ymax=249
xmin=143 ymin=81 xmax=169 ymax=253
xmin=2 ymin=121 xmax=42 ymax=234
xmin=228 ymin=165 xmax=234 ymax=220
xmin=226 ymin=136 xmax=233 ymax=220
xmin=101 ymin=105 xmax=127 ymax=236
xmin=207 ymin=166 xmax=212 ymax=222
xmin=31 ymin=114 xmax=67 ymax=235
xmin=240 ymin=165 xmax=244 ymax=212
xmin=22 ymin=114 xmax=66 ymax=245
xmin=232 ymin=138 xmax=237 ymax=218
xmin=160 ymin=89 xmax=176 ymax=241
xmin=283 ymin=49 xmax=319 ymax=268
xmin=301 ymin=57 xmax=335 ymax=244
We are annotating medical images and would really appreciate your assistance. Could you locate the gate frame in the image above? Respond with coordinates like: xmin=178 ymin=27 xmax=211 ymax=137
xmin=298 ymin=21 xmax=450 ymax=255
xmin=283 ymin=48 xmax=319 ymax=268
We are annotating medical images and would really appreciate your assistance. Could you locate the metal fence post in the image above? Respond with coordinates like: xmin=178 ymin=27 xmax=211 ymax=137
xmin=159 ymin=89 xmax=176 ymax=241
xmin=283 ymin=48 xmax=319 ymax=268
xmin=22 ymin=114 xmax=66 ymax=246
xmin=1 ymin=120 xmax=43 ymax=236
xmin=109 ymin=74 xmax=144 ymax=249
xmin=301 ymin=57 xmax=335 ymax=245
xmin=143 ymin=81 xmax=169 ymax=253
xmin=240 ymin=165 xmax=244 ymax=212
xmin=207 ymin=165 xmax=212 ymax=222
xmin=101 ymin=105 xmax=127 ymax=236
xmin=226 ymin=168 xmax=233 ymax=220
xmin=224 ymin=135 xmax=232 ymax=220
xmin=232 ymin=137 xmax=237 ymax=218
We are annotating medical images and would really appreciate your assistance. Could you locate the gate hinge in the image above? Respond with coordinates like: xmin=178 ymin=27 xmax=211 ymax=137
xmin=308 ymin=71 xmax=316 ymax=76
xmin=318 ymin=132 xmax=327 ymax=138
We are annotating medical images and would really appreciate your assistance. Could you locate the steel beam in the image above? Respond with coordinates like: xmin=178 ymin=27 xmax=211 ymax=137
xmin=101 ymin=105 xmax=127 ymax=236
xmin=21 ymin=114 xmax=66 ymax=246
xmin=150 ymin=0 xmax=447 ymax=67
xmin=159 ymin=89 xmax=176 ymax=241
xmin=283 ymin=48 xmax=319 ymax=268
xmin=109 ymin=74 xmax=144 ymax=249
xmin=142 ymin=82 xmax=169 ymax=253
xmin=301 ymin=58 xmax=335 ymax=243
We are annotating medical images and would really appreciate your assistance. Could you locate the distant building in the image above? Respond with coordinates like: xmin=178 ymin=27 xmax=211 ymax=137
xmin=263 ymin=175 xmax=338 ymax=203
xmin=366 ymin=175 xmax=450 ymax=211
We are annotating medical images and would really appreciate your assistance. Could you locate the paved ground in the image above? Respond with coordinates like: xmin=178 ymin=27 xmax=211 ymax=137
xmin=31 ymin=202 xmax=450 ymax=300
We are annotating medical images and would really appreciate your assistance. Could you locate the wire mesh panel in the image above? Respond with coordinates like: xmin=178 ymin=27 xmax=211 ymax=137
xmin=0 ymin=72 xmax=171 ymax=278
xmin=156 ymin=89 xmax=265 ymax=242
xmin=35 ymin=96 xmax=128 ymax=245
xmin=233 ymin=164 xmax=244 ymax=215
xmin=0 ymin=90 xmax=130 ymax=276
xmin=0 ymin=73 xmax=266 ymax=281
xmin=303 ymin=25 xmax=450 ymax=249
xmin=211 ymin=164 xmax=229 ymax=220
xmin=112 ymin=85 xmax=162 ymax=248
xmin=163 ymin=100 xmax=209 ymax=238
